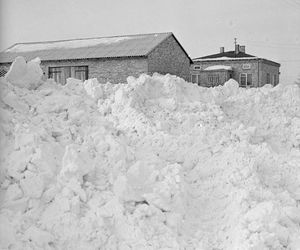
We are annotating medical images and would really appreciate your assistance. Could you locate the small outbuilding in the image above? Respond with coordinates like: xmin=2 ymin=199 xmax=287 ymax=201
xmin=0 ymin=32 xmax=192 ymax=84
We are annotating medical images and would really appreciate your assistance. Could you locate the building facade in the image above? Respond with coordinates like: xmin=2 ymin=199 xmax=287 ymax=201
xmin=190 ymin=45 xmax=280 ymax=87
xmin=0 ymin=32 xmax=192 ymax=84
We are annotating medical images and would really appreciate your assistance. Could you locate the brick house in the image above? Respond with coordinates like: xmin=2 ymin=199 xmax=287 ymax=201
xmin=0 ymin=32 xmax=192 ymax=84
xmin=190 ymin=45 xmax=280 ymax=87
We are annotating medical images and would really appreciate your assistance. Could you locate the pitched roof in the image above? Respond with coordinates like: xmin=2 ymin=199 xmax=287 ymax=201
xmin=194 ymin=50 xmax=256 ymax=60
xmin=193 ymin=50 xmax=280 ymax=66
xmin=0 ymin=32 xmax=191 ymax=63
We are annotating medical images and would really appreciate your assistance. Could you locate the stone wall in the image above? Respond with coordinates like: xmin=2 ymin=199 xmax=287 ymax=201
xmin=148 ymin=35 xmax=191 ymax=81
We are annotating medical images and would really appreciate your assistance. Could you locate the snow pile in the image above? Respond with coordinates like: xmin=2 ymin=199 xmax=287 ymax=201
xmin=5 ymin=56 xmax=43 ymax=89
xmin=204 ymin=65 xmax=233 ymax=71
xmin=1 ymin=60 xmax=300 ymax=249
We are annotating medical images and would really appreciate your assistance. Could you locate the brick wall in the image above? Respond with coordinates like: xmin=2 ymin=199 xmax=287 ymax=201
xmin=259 ymin=60 xmax=280 ymax=86
xmin=0 ymin=63 xmax=11 ymax=77
xmin=41 ymin=57 xmax=148 ymax=84
xmin=191 ymin=60 xmax=260 ymax=87
xmin=148 ymin=35 xmax=191 ymax=81
xmin=191 ymin=59 xmax=280 ymax=87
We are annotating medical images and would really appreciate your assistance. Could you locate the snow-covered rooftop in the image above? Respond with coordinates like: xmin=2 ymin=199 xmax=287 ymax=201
xmin=5 ymin=37 xmax=134 ymax=53
xmin=0 ymin=32 xmax=175 ymax=63
xmin=204 ymin=65 xmax=233 ymax=71
xmin=194 ymin=56 xmax=259 ymax=62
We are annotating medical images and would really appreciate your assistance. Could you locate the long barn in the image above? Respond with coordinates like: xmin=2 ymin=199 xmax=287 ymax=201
xmin=0 ymin=32 xmax=192 ymax=84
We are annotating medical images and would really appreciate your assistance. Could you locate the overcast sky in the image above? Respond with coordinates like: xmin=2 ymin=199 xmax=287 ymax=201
xmin=1 ymin=0 xmax=300 ymax=83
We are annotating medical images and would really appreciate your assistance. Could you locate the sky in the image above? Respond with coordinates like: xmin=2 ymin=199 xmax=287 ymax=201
xmin=0 ymin=0 xmax=300 ymax=83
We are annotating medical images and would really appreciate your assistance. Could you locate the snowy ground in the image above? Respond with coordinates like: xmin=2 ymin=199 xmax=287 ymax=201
xmin=0 ymin=58 xmax=300 ymax=249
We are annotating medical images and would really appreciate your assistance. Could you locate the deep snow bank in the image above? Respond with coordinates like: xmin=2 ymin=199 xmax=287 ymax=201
xmin=0 ymin=63 xmax=300 ymax=249
xmin=5 ymin=56 xmax=43 ymax=89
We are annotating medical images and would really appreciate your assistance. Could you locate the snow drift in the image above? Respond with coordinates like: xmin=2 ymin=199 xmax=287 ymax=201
xmin=5 ymin=56 xmax=43 ymax=89
xmin=0 ymin=57 xmax=300 ymax=250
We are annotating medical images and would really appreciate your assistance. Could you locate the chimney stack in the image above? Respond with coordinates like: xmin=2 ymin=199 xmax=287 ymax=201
xmin=239 ymin=45 xmax=245 ymax=53
xmin=235 ymin=44 xmax=240 ymax=54
xmin=220 ymin=47 xmax=224 ymax=53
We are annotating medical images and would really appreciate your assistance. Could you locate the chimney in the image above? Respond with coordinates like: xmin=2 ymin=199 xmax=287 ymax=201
xmin=239 ymin=45 xmax=245 ymax=53
xmin=220 ymin=47 xmax=224 ymax=53
xmin=235 ymin=44 xmax=240 ymax=54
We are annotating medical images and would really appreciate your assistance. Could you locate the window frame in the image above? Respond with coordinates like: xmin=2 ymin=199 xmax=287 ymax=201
xmin=191 ymin=74 xmax=201 ymax=85
xmin=272 ymin=75 xmax=277 ymax=86
xmin=208 ymin=74 xmax=220 ymax=87
xmin=267 ymin=73 xmax=270 ymax=84
xmin=239 ymin=73 xmax=252 ymax=88
xmin=0 ymin=68 xmax=8 ymax=77
xmin=48 ymin=65 xmax=89 ymax=84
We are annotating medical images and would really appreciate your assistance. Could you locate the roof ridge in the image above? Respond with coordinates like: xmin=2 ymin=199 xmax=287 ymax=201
xmin=8 ymin=32 xmax=173 ymax=47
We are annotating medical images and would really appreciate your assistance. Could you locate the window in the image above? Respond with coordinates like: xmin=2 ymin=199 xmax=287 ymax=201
xmin=0 ymin=68 xmax=7 ymax=77
xmin=240 ymin=73 xmax=252 ymax=88
xmin=208 ymin=74 xmax=220 ymax=86
xmin=247 ymin=73 xmax=252 ymax=86
xmin=267 ymin=73 xmax=270 ymax=84
xmin=49 ymin=67 xmax=63 ymax=84
xmin=272 ymin=75 xmax=277 ymax=86
xmin=74 ymin=66 xmax=88 ymax=81
xmin=242 ymin=64 xmax=251 ymax=70
xmin=191 ymin=74 xmax=201 ymax=85
xmin=194 ymin=65 xmax=201 ymax=70
xmin=191 ymin=74 xmax=197 ymax=83
xmin=49 ymin=65 xmax=88 ymax=84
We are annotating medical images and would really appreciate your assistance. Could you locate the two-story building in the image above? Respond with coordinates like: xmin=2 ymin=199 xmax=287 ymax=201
xmin=190 ymin=45 xmax=280 ymax=87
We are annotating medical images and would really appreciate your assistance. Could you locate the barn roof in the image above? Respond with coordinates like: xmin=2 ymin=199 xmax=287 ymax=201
xmin=0 ymin=32 xmax=192 ymax=63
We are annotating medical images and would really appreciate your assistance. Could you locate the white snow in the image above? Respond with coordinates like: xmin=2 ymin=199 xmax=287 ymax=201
xmin=204 ymin=65 xmax=233 ymax=71
xmin=0 ymin=58 xmax=300 ymax=249
xmin=5 ymin=56 xmax=43 ymax=89
xmin=194 ymin=56 xmax=259 ymax=61
xmin=6 ymin=36 xmax=135 ymax=53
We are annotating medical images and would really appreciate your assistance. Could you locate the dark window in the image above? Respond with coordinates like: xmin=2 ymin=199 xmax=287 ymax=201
xmin=49 ymin=67 xmax=63 ymax=84
xmin=208 ymin=74 xmax=220 ymax=86
xmin=273 ymin=75 xmax=277 ymax=86
xmin=74 ymin=66 xmax=88 ymax=81
xmin=0 ymin=68 xmax=8 ymax=77
xmin=191 ymin=74 xmax=197 ymax=84
xmin=247 ymin=74 xmax=252 ymax=86
xmin=197 ymin=75 xmax=201 ymax=85
xmin=240 ymin=73 xmax=247 ymax=87
xmin=267 ymin=73 xmax=270 ymax=84
xmin=49 ymin=65 xmax=88 ymax=84
xmin=240 ymin=73 xmax=252 ymax=87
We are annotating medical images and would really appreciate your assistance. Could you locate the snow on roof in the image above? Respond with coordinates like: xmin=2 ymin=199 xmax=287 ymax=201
xmin=6 ymin=37 xmax=134 ymax=53
xmin=0 ymin=32 xmax=186 ymax=63
xmin=204 ymin=65 xmax=233 ymax=71
xmin=194 ymin=56 xmax=259 ymax=62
